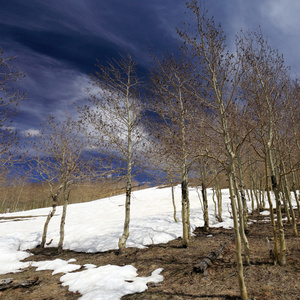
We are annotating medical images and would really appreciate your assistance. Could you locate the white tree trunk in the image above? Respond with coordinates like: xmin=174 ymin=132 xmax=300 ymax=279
xmin=118 ymin=81 xmax=133 ymax=252
xmin=58 ymin=184 xmax=69 ymax=250
xmin=267 ymin=146 xmax=287 ymax=265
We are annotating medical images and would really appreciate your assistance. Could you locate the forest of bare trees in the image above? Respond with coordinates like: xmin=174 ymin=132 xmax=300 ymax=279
xmin=0 ymin=1 xmax=299 ymax=299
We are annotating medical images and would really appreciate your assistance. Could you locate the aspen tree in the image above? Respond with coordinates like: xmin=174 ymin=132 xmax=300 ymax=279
xmin=27 ymin=115 xmax=92 ymax=250
xmin=213 ymin=169 xmax=223 ymax=222
xmin=191 ymin=115 xmax=216 ymax=230
xmin=178 ymin=1 xmax=257 ymax=298
xmin=274 ymin=115 xmax=298 ymax=236
xmin=165 ymin=158 xmax=180 ymax=223
xmin=79 ymin=53 xmax=144 ymax=252
xmin=0 ymin=49 xmax=26 ymax=173
xmin=148 ymin=53 xmax=195 ymax=247
xmin=281 ymin=81 xmax=300 ymax=216
xmin=238 ymin=29 xmax=290 ymax=265
xmin=264 ymin=155 xmax=279 ymax=264
xmin=197 ymin=157 xmax=209 ymax=231
xmin=236 ymin=151 xmax=249 ymax=231
xmin=148 ymin=147 xmax=181 ymax=223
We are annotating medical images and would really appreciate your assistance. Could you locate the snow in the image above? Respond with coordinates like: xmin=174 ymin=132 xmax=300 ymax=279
xmin=60 ymin=265 xmax=163 ymax=300
xmin=0 ymin=236 xmax=32 ymax=274
xmin=260 ymin=210 xmax=270 ymax=216
xmin=32 ymin=258 xmax=81 ymax=275
xmin=0 ymin=185 xmax=295 ymax=299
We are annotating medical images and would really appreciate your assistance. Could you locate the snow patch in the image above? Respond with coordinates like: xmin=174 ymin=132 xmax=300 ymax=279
xmin=60 ymin=265 xmax=163 ymax=300
xmin=0 ymin=237 xmax=31 ymax=274
xmin=32 ymin=258 xmax=81 ymax=275
xmin=260 ymin=210 xmax=270 ymax=216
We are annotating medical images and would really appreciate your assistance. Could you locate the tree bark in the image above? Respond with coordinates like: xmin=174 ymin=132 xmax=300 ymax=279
xmin=58 ymin=184 xmax=70 ymax=250
xmin=118 ymin=80 xmax=133 ymax=252
xmin=267 ymin=147 xmax=287 ymax=266
xmin=228 ymin=172 xmax=248 ymax=300
xmin=200 ymin=158 xmax=209 ymax=232
xmin=265 ymin=157 xmax=279 ymax=264
xmin=233 ymin=165 xmax=250 ymax=265
xmin=41 ymin=185 xmax=63 ymax=248
xmin=168 ymin=172 xmax=178 ymax=222
xmin=41 ymin=204 xmax=57 ymax=248
xmin=237 ymin=154 xmax=248 ymax=232
xmin=178 ymin=78 xmax=191 ymax=246
xmin=118 ymin=182 xmax=131 ymax=251
xmin=216 ymin=185 xmax=223 ymax=222
xmin=276 ymin=135 xmax=297 ymax=235
xmin=291 ymin=170 xmax=300 ymax=217
xmin=181 ymin=175 xmax=189 ymax=247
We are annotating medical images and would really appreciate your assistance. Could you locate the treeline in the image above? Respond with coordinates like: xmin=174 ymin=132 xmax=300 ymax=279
xmin=0 ymin=1 xmax=299 ymax=299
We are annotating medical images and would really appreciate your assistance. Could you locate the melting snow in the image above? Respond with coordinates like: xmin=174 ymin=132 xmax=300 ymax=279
xmin=0 ymin=186 xmax=296 ymax=298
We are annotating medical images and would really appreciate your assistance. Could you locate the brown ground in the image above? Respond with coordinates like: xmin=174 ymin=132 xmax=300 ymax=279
xmin=0 ymin=211 xmax=299 ymax=300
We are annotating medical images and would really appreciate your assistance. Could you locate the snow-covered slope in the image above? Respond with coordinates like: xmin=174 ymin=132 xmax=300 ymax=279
xmin=0 ymin=185 xmax=277 ymax=299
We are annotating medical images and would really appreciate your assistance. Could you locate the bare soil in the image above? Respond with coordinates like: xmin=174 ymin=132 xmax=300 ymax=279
xmin=0 ymin=211 xmax=299 ymax=300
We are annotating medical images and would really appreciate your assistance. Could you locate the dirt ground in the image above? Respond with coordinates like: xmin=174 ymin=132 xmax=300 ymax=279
xmin=0 ymin=211 xmax=299 ymax=300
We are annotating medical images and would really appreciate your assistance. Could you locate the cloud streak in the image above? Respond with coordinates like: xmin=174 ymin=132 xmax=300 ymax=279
xmin=0 ymin=0 xmax=299 ymax=138
xmin=21 ymin=129 xmax=40 ymax=137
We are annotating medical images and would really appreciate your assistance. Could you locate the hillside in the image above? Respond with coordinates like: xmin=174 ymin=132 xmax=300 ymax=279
xmin=0 ymin=186 xmax=299 ymax=299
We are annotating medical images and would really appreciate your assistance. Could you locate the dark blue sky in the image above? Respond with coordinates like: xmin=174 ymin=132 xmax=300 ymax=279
xmin=1 ymin=0 xmax=300 ymax=136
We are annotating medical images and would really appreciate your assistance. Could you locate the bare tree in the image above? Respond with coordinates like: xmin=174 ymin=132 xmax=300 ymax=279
xmin=211 ymin=168 xmax=223 ymax=222
xmin=79 ymin=53 xmax=144 ymax=252
xmin=148 ymin=147 xmax=181 ymax=223
xmin=177 ymin=1 xmax=256 ymax=298
xmin=236 ymin=149 xmax=249 ymax=232
xmin=238 ymin=28 xmax=290 ymax=265
xmin=0 ymin=49 xmax=26 ymax=173
xmin=196 ymin=156 xmax=210 ymax=232
xmin=280 ymin=80 xmax=300 ymax=216
xmin=274 ymin=125 xmax=298 ymax=236
xmin=27 ymin=115 xmax=94 ymax=250
xmin=147 ymin=53 xmax=196 ymax=247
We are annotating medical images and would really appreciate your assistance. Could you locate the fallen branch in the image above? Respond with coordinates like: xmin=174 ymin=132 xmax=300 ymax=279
xmin=0 ymin=277 xmax=40 ymax=290
xmin=193 ymin=236 xmax=234 ymax=275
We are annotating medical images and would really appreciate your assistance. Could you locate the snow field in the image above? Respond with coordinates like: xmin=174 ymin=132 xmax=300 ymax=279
xmin=0 ymin=186 xmax=295 ymax=299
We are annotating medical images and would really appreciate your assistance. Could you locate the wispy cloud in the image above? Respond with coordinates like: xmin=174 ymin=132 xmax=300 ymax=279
xmin=1 ymin=0 xmax=300 ymax=140
xmin=261 ymin=0 xmax=300 ymax=33
xmin=21 ymin=129 xmax=40 ymax=137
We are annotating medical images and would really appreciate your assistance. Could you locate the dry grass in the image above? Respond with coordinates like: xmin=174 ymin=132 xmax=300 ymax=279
xmin=0 ymin=178 xmax=150 ymax=213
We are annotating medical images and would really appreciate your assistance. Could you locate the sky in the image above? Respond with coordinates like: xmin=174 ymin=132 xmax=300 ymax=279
xmin=1 ymin=0 xmax=300 ymax=135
